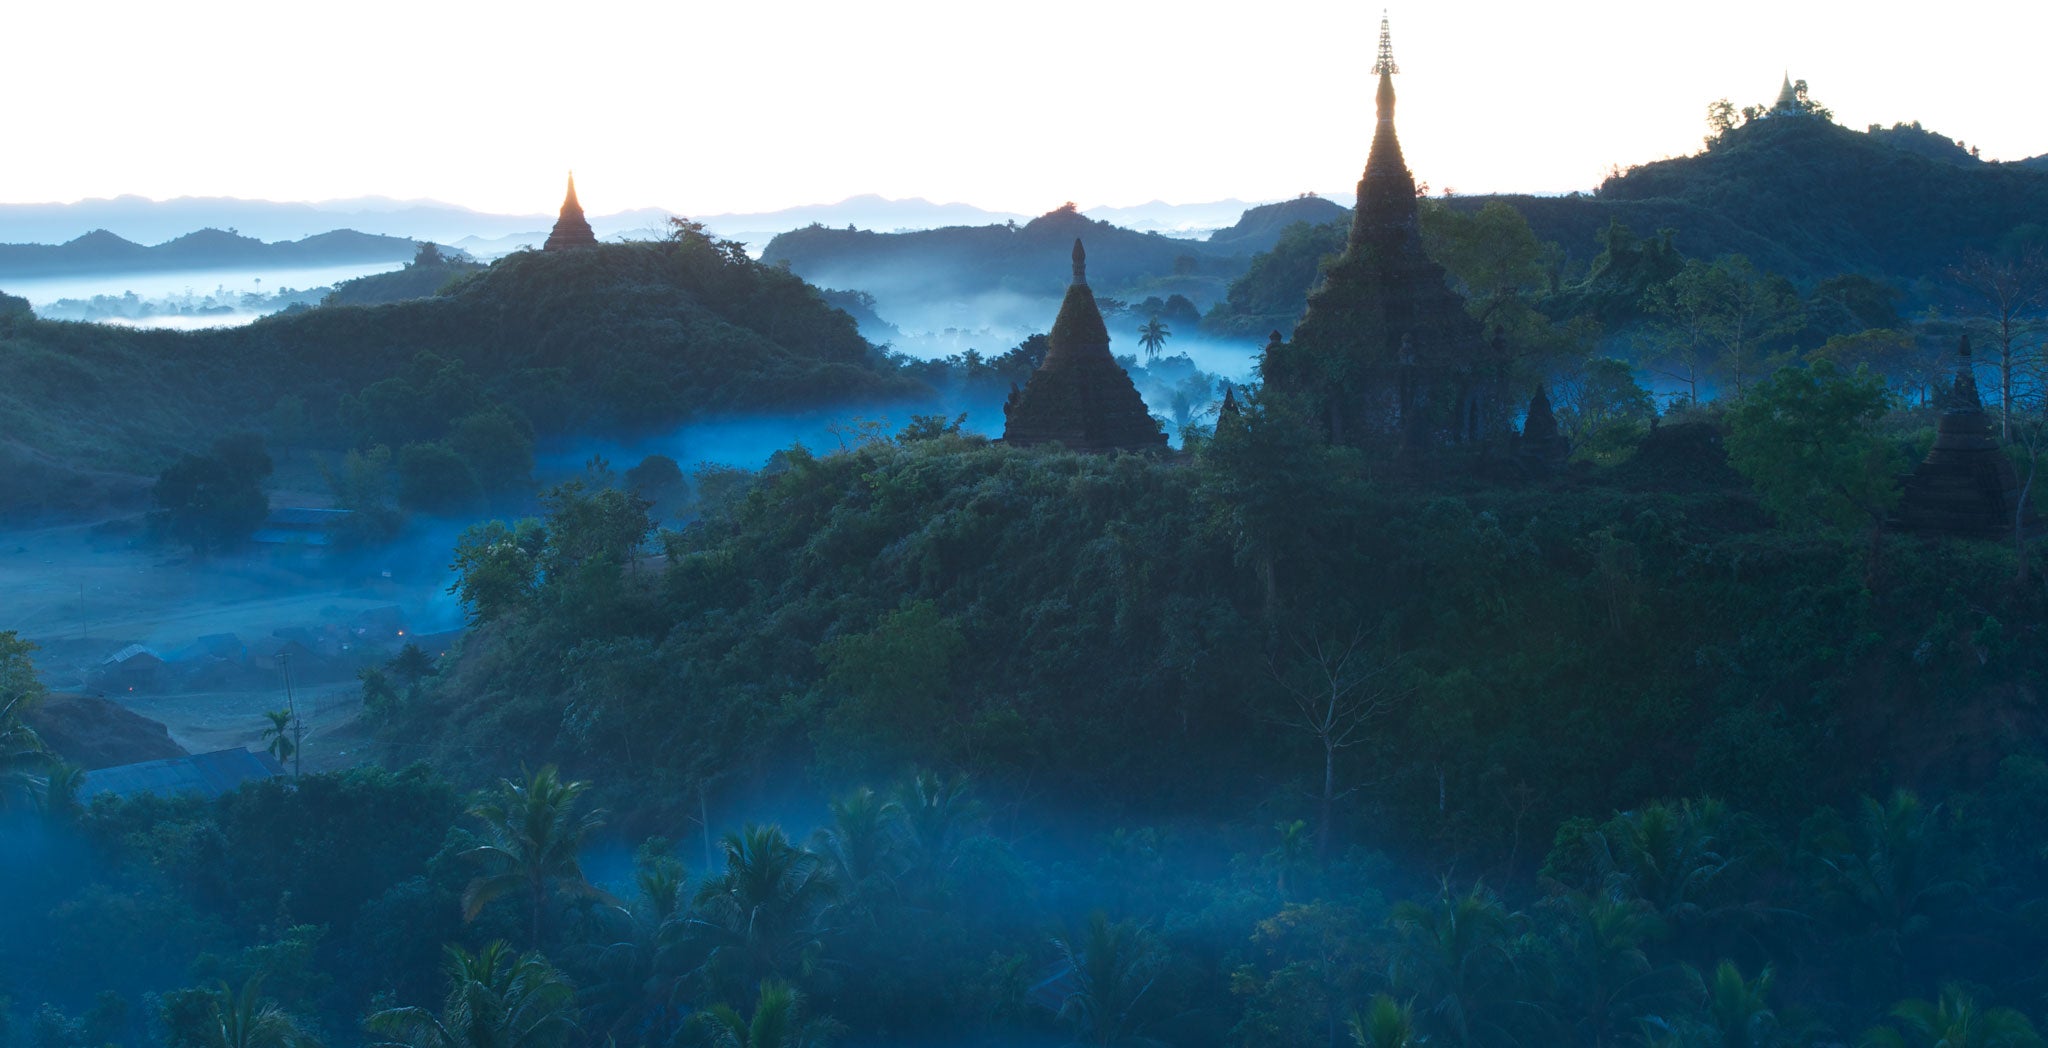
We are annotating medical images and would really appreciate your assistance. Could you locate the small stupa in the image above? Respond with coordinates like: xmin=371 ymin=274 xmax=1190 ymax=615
xmin=1218 ymin=382 xmax=1242 ymax=422
xmin=1894 ymin=336 xmax=2031 ymax=537
xmin=1519 ymin=385 xmax=1569 ymax=467
xmin=543 ymin=172 xmax=599 ymax=251
xmin=1001 ymin=240 xmax=1167 ymax=453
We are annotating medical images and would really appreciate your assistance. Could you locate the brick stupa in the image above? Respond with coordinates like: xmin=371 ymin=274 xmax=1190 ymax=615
xmin=543 ymin=172 xmax=598 ymax=251
xmin=1519 ymin=385 xmax=1569 ymax=468
xmin=1001 ymin=240 xmax=1167 ymax=453
xmin=1259 ymin=14 xmax=1495 ymax=453
xmin=1894 ymin=336 xmax=2032 ymax=537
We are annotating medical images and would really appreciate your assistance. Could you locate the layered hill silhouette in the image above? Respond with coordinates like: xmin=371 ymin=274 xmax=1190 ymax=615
xmin=762 ymin=196 xmax=1349 ymax=304
xmin=0 ymin=228 xmax=420 ymax=279
xmin=0 ymin=241 xmax=926 ymax=518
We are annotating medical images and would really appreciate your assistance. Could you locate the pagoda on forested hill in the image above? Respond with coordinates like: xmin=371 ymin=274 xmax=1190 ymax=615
xmin=1894 ymin=336 xmax=2032 ymax=537
xmin=1001 ymin=240 xmax=1168 ymax=453
xmin=1259 ymin=13 xmax=1500 ymax=455
xmin=543 ymin=172 xmax=598 ymax=251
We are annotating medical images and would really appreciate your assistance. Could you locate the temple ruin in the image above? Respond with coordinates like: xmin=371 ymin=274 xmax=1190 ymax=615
xmin=543 ymin=172 xmax=599 ymax=251
xmin=1894 ymin=336 xmax=2033 ymax=537
xmin=1259 ymin=14 xmax=1501 ymax=456
xmin=1518 ymin=385 xmax=1569 ymax=469
xmin=1001 ymin=240 xmax=1167 ymax=453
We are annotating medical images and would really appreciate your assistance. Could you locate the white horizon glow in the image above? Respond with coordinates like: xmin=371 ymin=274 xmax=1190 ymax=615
xmin=3 ymin=0 xmax=2042 ymax=218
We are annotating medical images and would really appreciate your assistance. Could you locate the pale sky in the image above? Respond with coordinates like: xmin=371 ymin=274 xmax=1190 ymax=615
xmin=5 ymin=0 xmax=2044 ymax=217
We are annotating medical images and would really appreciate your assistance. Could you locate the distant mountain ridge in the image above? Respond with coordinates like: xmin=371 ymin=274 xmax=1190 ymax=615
xmin=0 ymin=228 xmax=419 ymax=280
xmin=0 ymin=194 xmax=1289 ymax=256
xmin=763 ymin=196 xmax=1350 ymax=308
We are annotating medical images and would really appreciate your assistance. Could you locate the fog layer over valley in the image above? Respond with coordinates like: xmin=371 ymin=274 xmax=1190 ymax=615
xmin=12 ymin=77 xmax=2048 ymax=1048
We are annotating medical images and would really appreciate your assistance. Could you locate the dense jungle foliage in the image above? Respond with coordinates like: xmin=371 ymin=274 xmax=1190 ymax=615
xmin=7 ymin=390 xmax=2048 ymax=1046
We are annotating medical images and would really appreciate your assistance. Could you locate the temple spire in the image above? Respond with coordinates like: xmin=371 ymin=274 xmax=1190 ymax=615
xmin=1373 ymin=11 xmax=1398 ymax=76
xmin=1071 ymin=238 xmax=1087 ymax=286
xmin=543 ymin=171 xmax=599 ymax=251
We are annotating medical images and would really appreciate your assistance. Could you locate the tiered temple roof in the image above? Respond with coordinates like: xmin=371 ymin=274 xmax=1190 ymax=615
xmin=1259 ymin=14 xmax=1495 ymax=454
xmin=1001 ymin=240 xmax=1167 ymax=453
xmin=1894 ymin=336 xmax=2031 ymax=537
xmin=544 ymin=173 xmax=598 ymax=251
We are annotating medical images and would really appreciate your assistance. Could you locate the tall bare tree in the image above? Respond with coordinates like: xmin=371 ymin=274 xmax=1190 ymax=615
xmin=1265 ymin=631 xmax=1408 ymax=863
xmin=1950 ymin=249 xmax=2048 ymax=440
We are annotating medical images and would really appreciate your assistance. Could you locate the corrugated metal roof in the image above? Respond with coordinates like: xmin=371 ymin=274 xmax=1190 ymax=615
xmin=80 ymin=747 xmax=285 ymax=800
xmin=101 ymin=643 xmax=163 ymax=666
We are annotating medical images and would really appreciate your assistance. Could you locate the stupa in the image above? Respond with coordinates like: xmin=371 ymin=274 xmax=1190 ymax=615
xmin=1001 ymin=240 xmax=1167 ymax=453
xmin=1894 ymin=336 xmax=2031 ymax=537
xmin=1519 ymin=385 xmax=1569 ymax=468
xmin=1259 ymin=13 xmax=1496 ymax=454
xmin=543 ymin=173 xmax=599 ymax=251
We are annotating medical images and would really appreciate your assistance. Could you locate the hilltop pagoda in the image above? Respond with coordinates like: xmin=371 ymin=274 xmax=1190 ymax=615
xmin=1001 ymin=240 xmax=1167 ymax=453
xmin=1259 ymin=13 xmax=1498 ymax=455
xmin=1894 ymin=336 xmax=2032 ymax=537
xmin=544 ymin=172 xmax=599 ymax=251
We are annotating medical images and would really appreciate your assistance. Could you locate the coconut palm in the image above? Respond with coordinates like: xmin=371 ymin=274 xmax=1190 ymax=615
xmin=1534 ymin=892 xmax=1683 ymax=1048
xmin=888 ymin=769 xmax=978 ymax=898
xmin=1136 ymin=317 xmax=1171 ymax=359
xmin=1861 ymin=984 xmax=2044 ymax=1048
xmin=1809 ymin=791 xmax=1970 ymax=992
xmin=692 ymin=825 xmax=839 ymax=992
xmin=1051 ymin=913 xmax=1161 ymax=1048
xmin=690 ymin=979 xmax=839 ymax=1048
xmin=367 ymin=942 xmax=579 ymax=1048
xmin=2 ymin=691 xmax=55 ymax=812
xmin=461 ymin=766 xmax=617 ymax=947
xmin=1387 ymin=880 xmax=1524 ymax=1048
xmin=170 ymin=977 xmax=310 ymax=1048
xmin=811 ymin=787 xmax=902 ymax=920
xmin=1349 ymin=994 xmax=1422 ymax=1048
xmin=1692 ymin=960 xmax=1785 ymax=1048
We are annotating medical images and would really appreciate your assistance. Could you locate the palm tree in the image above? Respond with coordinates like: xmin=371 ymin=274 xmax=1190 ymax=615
xmin=1349 ymin=994 xmax=1422 ymax=1048
xmin=1387 ymin=880 xmax=1524 ymax=1048
xmin=1266 ymin=819 xmax=1313 ymax=900
xmin=260 ymin=709 xmax=297 ymax=771
xmin=367 ymin=942 xmax=579 ymax=1048
xmin=811 ymin=787 xmax=902 ymax=921
xmin=1862 ymin=984 xmax=2044 ymax=1048
xmin=173 ymin=978 xmax=310 ymax=1048
xmin=692 ymin=824 xmax=840 ymax=993
xmin=887 ymin=769 xmax=978 ymax=898
xmin=2 ymin=691 xmax=55 ymax=812
xmin=1051 ymin=913 xmax=1160 ymax=1048
xmin=690 ymin=979 xmax=839 ymax=1048
xmin=1810 ymin=791 xmax=1969 ymax=993
xmin=1693 ymin=960 xmax=1785 ymax=1048
xmin=1136 ymin=317 xmax=1171 ymax=359
xmin=1534 ymin=892 xmax=1683 ymax=1048
xmin=461 ymin=766 xmax=616 ymax=947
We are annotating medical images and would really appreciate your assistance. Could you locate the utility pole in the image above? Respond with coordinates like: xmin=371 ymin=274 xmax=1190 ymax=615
xmin=276 ymin=652 xmax=302 ymax=776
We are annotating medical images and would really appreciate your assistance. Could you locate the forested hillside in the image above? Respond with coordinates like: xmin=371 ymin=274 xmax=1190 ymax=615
xmin=0 ymin=236 xmax=927 ymax=518
xmin=1208 ymin=113 xmax=2048 ymax=338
